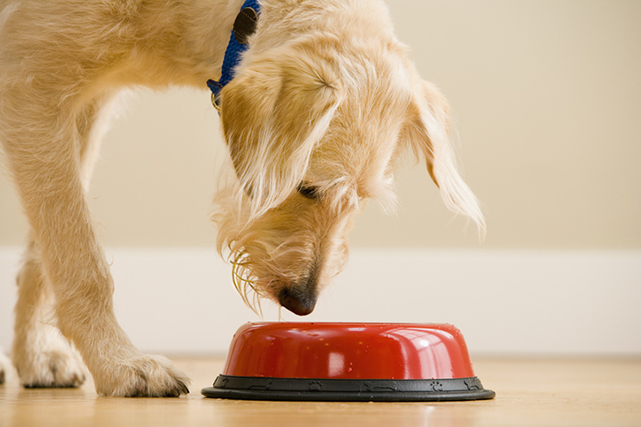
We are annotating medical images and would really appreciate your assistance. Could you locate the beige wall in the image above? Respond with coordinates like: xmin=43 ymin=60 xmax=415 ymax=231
xmin=1 ymin=0 xmax=640 ymax=250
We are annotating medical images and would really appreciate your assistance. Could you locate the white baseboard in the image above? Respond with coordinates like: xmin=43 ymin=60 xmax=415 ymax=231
xmin=1 ymin=247 xmax=640 ymax=356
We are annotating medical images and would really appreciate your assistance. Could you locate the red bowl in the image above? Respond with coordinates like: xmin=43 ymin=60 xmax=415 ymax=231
xmin=202 ymin=322 xmax=495 ymax=401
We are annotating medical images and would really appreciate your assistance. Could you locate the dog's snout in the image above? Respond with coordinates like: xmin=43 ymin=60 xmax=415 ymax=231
xmin=278 ymin=286 xmax=317 ymax=316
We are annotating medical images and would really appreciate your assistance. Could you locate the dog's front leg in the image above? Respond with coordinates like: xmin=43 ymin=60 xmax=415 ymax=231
xmin=1 ymin=97 xmax=189 ymax=397
xmin=12 ymin=240 xmax=87 ymax=388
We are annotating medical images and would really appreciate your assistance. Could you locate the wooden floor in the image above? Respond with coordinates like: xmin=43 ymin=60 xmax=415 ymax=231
xmin=1 ymin=357 xmax=640 ymax=427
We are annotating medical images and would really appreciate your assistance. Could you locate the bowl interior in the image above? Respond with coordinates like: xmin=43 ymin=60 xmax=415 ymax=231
xmin=222 ymin=322 xmax=476 ymax=380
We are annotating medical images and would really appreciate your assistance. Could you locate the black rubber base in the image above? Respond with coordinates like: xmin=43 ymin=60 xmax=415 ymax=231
xmin=202 ymin=375 xmax=495 ymax=402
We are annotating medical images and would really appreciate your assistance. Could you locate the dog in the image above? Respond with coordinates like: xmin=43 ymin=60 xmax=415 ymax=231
xmin=0 ymin=0 xmax=485 ymax=396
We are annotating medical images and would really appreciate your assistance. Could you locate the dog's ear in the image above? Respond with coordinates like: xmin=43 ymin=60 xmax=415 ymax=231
xmin=220 ymin=41 xmax=343 ymax=216
xmin=404 ymin=80 xmax=486 ymax=235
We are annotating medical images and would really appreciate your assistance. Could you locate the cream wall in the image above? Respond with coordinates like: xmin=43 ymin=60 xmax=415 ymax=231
xmin=1 ymin=0 xmax=640 ymax=249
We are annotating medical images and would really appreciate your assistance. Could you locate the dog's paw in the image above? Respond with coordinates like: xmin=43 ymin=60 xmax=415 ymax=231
xmin=94 ymin=355 xmax=190 ymax=397
xmin=0 ymin=350 xmax=13 ymax=384
xmin=15 ymin=346 xmax=86 ymax=388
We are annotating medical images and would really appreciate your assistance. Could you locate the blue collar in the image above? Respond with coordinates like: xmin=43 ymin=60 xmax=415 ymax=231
xmin=207 ymin=0 xmax=261 ymax=111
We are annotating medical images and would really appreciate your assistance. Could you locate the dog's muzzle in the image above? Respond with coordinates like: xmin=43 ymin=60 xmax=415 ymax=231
xmin=278 ymin=287 xmax=317 ymax=316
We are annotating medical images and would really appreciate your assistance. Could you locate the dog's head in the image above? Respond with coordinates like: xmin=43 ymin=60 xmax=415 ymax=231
xmin=213 ymin=33 xmax=484 ymax=316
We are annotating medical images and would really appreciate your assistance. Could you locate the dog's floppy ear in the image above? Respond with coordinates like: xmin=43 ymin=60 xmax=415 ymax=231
xmin=220 ymin=41 xmax=343 ymax=216
xmin=404 ymin=80 xmax=486 ymax=235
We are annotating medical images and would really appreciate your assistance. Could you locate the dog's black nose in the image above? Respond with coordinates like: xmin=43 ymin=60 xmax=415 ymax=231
xmin=278 ymin=287 xmax=317 ymax=316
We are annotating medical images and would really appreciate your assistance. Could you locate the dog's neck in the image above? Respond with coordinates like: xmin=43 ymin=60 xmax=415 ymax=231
xmin=207 ymin=0 xmax=261 ymax=110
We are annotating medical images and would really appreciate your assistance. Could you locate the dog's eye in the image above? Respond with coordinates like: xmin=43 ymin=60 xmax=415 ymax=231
xmin=297 ymin=183 xmax=319 ymax=200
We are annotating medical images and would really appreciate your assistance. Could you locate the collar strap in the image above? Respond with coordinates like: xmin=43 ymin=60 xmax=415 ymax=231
xmin=207 ymin=0 xmax=261 ymax=111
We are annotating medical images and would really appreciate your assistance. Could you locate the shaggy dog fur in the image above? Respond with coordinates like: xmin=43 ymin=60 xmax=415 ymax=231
xmin=0 ymin=0 xmax=484 ymax=396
